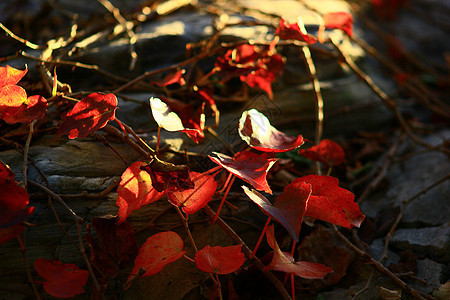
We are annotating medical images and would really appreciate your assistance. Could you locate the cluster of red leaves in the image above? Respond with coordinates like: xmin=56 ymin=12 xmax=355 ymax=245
xmin=0 ymin=12 xmax=364 ymax=296
xmin=0 ymin=65 xmax=47 ymax=124
xmin=215 ymin=44 xmax=284 ymax=98
xmin=0 ymin=161 xmax=34 ymax=245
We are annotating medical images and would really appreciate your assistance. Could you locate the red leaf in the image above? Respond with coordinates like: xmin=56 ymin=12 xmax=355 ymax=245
xmin=0 ymin=182 xmax=34 ymax=228
xmin=116 ymin=161 xmax=164 ymax=223
xmin=239 ymin=109 xmax=304 ymax=152
xmin=126 ymin=231 xmax=186 ymax=287
xmin=215 ymin=44 xmax=260 ymax=78
xmin=242 ymin=180 xmax=311 ymax=242
xmin=86 ymin=216 xmax=138 ymax=280
xmin=298 ymin=139 xmax=345 ymax=166
xmin=240 ymin=53 xmax=284 ymax=98
xmin=264 ymin=225 xmax=333 ymax=279
xmin=323 ymin=12 xmax=354 ymax=37
xmin=0 ymin=85 xmax=28 ymax=117
xmin=152 ymin=69 xmax=186 ymax=87
xmin=209 ymin=151 xmax=277 ymax=194
xmin=58 ymin=93 xmax=118 ymax=139
xmin=167 ymin=171 xmax=217 ymax=214
xmin=276 ymin=18 xmax=317 ymax=44
xmin=2 ymin=95 xmax=47 ymax=124
xmin=299 ymin=175 xmax=365 ymax=228
xmin=140 ymin=162 xmax=194 ymax=193
xmin=0 ymin=161 xmax=34 ymax=228
xmin=34 ymin=258 xmax=89 ymax=298
xmin=195 ymin=245 xmax=245 ymax=274
xmin=0 ymin=65 xmax=27 ymax=88
xmin=0 ymin=224 xmax=24 ymax=245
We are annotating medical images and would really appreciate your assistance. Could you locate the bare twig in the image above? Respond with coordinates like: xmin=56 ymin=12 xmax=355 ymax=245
xmin=352 ymin=270 xmax=374 ymax=300
xmin=19 ymin=51 xmax=132 ymax=84
xmin=0 ymin=22 xmax=40 ymax=49
xmin=28 ymin=181 xmax=82 ymax=222
xmin=22 ymin=120 xmax=37 ymax=189
xmin=331 ymin=225 xmax=426 ymax=300
xmin=17 ymin=234 xmax=41 ymax=300
xmin=357 ymin=132 xmax=405 ymax=204
xmin=97 ymin=0 xmax=138 ymax=70
xmin=330 ymin=38 xmax=445 ymax=153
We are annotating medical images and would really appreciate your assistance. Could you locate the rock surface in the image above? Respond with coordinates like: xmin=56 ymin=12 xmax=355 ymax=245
xmin=390 ymin=223 xmax=450 ymax=264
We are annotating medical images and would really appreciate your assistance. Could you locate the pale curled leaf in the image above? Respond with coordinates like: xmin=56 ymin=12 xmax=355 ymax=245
xmin=239 ymin=109 xmax=303 ymax=152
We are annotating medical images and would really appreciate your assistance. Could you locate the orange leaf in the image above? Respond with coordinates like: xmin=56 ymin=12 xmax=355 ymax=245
xmin=126 ymin=231 xmax=185 ymax=288
xmin=167 ymin=171 xmax=217 ymax=214
xmin=323 ymin=12 xmax=354 ymax=37
xmin=195 ymin=245 xmax=245 ymax=274
xmin=116 ymin=161 xmax=164 ymax=223
xmin=0 ymin=65 xmax=27 ymax=88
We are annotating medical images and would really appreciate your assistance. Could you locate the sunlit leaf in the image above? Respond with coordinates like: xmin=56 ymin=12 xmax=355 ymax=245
xmin=126 ymin=231 xmax=185 ymax=288
xmin=195 ymin=245 xmax=245 ymax=274
xmin=116 ymin=161 xmax=164 ymax=223
xmin=149 ymin=97 xmax=184 ymax=132
xmin=209 ymin=151 xmax=277 ymax=194
xmin=167 ymin=171 xmax=217 ymax=214
xmin=239 ymin=109 xmax=304 ymax=152
xmin=0 ymin=85 xmax=28 ymax=118
xmin=323 ymin=12 xmax=354 ymax=37
xmin=298 ymin=139 xmax=345 ymax=166
xmin=34 ymin=258 xmax=89 ymax=298
xmin=299 ymin=175 xmax=365 ymax=228
xmin=152 ymin=69 xmax=186 ymax=87
xmin=2 ymin=95 xmax=47 ymax=124
xmin=0 ymin=65 xmax=27 ymax=88
xmin=276 ymin=18 xmax=317 ymax=44
xmin=58 ymin=93 xmax=118 ymax=139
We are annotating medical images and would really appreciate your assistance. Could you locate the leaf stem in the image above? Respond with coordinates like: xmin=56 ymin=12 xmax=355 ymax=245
xmin=211 ymin=175 xmax=236 ymax=224
xmin=22 ymin=120 xmax=37 ymax=189
xmin=156 ymin=126 xmax=161 ymax=155
xmin=17 ymin=235 xmax=41 ymax=300
xmin=203 ymin=205 xmax=291 ymax=300
xmin=331 ymin=225 xmax=426 ymax=300
xmin=251 ymin=217 xmax=271 ymax=258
